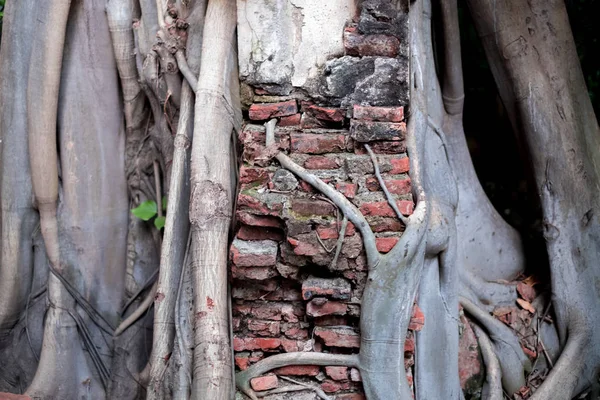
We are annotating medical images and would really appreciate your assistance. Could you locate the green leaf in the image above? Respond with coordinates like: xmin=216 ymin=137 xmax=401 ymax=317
xmin=154 ymin=216 xmax=166 ymax=230
xmin=131 ymin=200 xmax=157 ymax=221
xmin=162 ymin=196 xmax=168 ymax=211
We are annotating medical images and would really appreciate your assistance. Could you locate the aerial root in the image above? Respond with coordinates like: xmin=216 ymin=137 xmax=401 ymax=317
xmin=235 ymin=352 xmax=359 ymax=400
xmin=472 ymin=323 xmax=503 ymax=400
xmin=365 ymin=143 xmax=409 ymax=226
xmin=114 ymin=280 xmax=158 ymax=336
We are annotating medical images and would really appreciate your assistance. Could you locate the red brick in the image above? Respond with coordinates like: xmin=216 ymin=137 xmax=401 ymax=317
xmin=240 ymin=166 xmax=270 ymax=184
xmin=305 ymin=105 xmax=346 ymax=122
xmin=290 ymin=133 xmax=346 ymax=154
xmin=292 ymin=240 xmax=321 ymax=257
xmin=235 ymin=353 xmax=250 ymax=370
xmin=353 ymin=105 xmax=404 ymax=122
xmin=390 ymin=157 xmax=410 ymax=174
xmin=317 ymin=222 xmax=356 ymax=240
xmin=247 ymin=319 xmax=281 ymax=336
xmin=359 ymin=201 xmax=414 ymax=217
xmin=325 ymin=366 xmax=349 ymax=381
xmin=249 ymin=100 xmax=297 ymax=120
xmin=274 ymin=365 xmax=320 ymax=376
xmin=336 ymin=182 xmax=357 ymax=199
xmin=375 ymin=237 xmax=399 ymax=253
xmin=282 ymin=325 xmax=309 ymax=339
xmin=233 ymin=337 xmax=281 ymax=351
xmin=307 ymin=299 xmax=348 ymax=317
xmin=366 ymin=177 xmax=411 ymax=195
xmin=314 ymin=326 xmax=360 ymax=348
xmin=304 ymin=156 xmax=340 ymax=170
xmin=299 ymin=180 xmax=317 ymax=193
xmin=344 ymin=28 xmax=401 ymax=57
xmin=409 ymin=303 xmax=425 ymax=331
xmin=251 ymin=374 xmax=278 ymax=391
xmin=367 ymin=217 xmax=404 ymax=233
xmin=0 ymin=394 xmax=31 ymax=400
xmin=292 ymin=198 xmax=336 ymax=216
xmin=279 ymin=113 xmax=301 ymax=126
xmin=321 ymin=380 xmax=351 ymax=393
xmin=237 ymin=212 xmax=284 ymax=229
xmin=237 ymin=226 xmax=284 ymax=242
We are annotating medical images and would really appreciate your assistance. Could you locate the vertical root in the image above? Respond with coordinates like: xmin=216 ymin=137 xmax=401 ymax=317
xmin=472 ymin=323 xmax=503 ymax=400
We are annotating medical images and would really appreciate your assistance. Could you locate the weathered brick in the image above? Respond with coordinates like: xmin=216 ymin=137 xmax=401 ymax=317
xmin=231 ymin=265 xmax=278 ymax=281
xmin=237 ymin=212 xmax=284 ymax=229
xmin=350 ymin=120 xmax=406 ymax=142
xmin=344 ymin=27 xmax=401 ymax=58
xmin=251 ymin=374 xmax=278 ymax=391
xmin=306 ymin=299 xmax=348 ymax=317
xmin=350 ymin=368 xmax=362 ymax=382
xmin=366 ymin=177 xmax=411 ymax=195
xmin=279 ymin=113 xmax=302 ymax=126
xmin=325 ymin=366 xmax=349 ymax=381
xmin=321 ymin=380 xmax=352 ymax=393
xmin=235 ymin=352 xmax=251 ymax=370
xmin=237 ymin=193 xmax=284 ymax=217
xmin=316 ymin=222 xmax=356 ymax=240
xmin=247 ymin=319 xmax=281 ymax=336
xmin=230 ymin=239 xmax=278 ymax=267
xmin=305 ymin=105 xmax=346 ymax=122
xmin=280 ymin=338 xmax=311 ymax=352
xmin=409 ymin=303 xmax=425 ymax=331
xmin=249 ymin=100 xmax=297 ymax=120
xmin=290 ymin=133 xmax=346 ymax=154
xmin=390 ymin=157 xmax=410 ymax=174
xmin=356 ymin=141 xmax=406 ymax=154
xmin=359 ymin=201 xmax=414 ymax=217
xmin=314 ymin=326 xmax=360 ymax=348
xmin=233 ymin=337 xmax=281 ymax=351
xmin=281 ymin=324 xmax=309 ymax=339
xmin=336 ymin=182 xmax=357 ymax=199
xmin=301 ymin=113 xmax=327 ymax=129
xmin=239 ymin=166 xmax=270 ymax=185
xmin=302 ymin=277 xmax=352 ymax=300
xmin=292 ymin=198 xmax=336 ymax=216
xmin=274 ymin=365 xmax=320 ymax=376
xmin=404 ymin=334 xmax=415 ymax=353
xmin=367 ymin=217 xmax=404 ymax=233
xmin=353 ymin=105 xmax=404 ymax=122
xmin=375 ymin=237 xmax=399 ymax=253
xmin=237 ymin=225 xmax=284 ymax=242
xmin=304 ymin=156 xmax=341 ymax=170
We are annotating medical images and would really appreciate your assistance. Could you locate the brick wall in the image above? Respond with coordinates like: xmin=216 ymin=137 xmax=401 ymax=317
xmin=231 ymin=4 xmax=420 ymax=395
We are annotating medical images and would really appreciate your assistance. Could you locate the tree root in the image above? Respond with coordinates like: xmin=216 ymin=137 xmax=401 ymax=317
xmin=472 ymin=323 xmax=503 ymax=400
xmin=365 ymin=144 xmax=409 ymax=225
xmin=235 ymin=352 xmax=358 ymax=400
xmin=460 ymin=296 xmax=529 ymax=395
xmin=114 ymin=280 xmax=157 ymax=336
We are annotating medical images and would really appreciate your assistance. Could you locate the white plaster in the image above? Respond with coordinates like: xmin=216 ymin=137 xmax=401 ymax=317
xmin=237 ymin=0 xmax=356 ymax=89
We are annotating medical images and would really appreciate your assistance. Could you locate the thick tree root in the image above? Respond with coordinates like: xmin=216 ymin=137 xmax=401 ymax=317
xmin=235 ymin=353 xmax=358 ymax=400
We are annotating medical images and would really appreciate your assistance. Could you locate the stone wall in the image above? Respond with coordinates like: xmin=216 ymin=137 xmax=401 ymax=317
xmin=231 ymin=1 xmax=479 ymax=399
